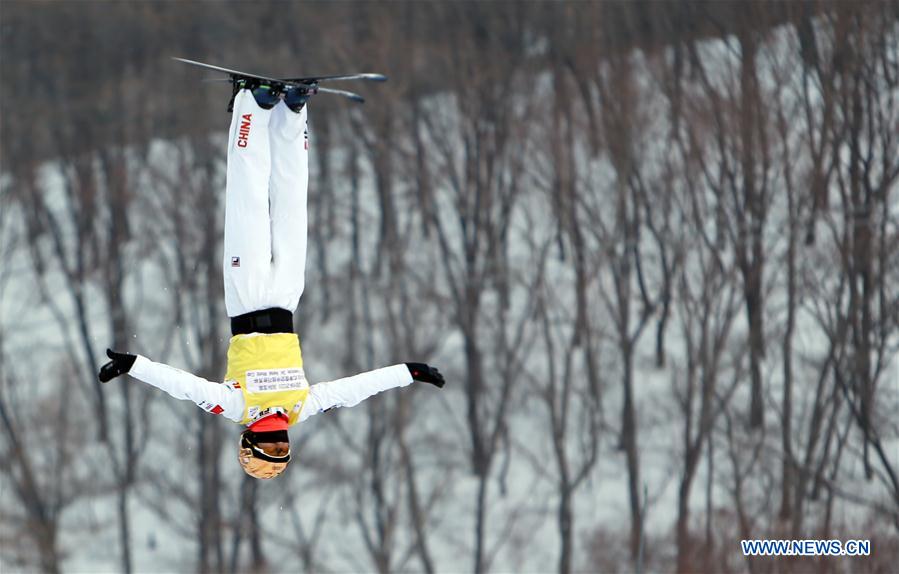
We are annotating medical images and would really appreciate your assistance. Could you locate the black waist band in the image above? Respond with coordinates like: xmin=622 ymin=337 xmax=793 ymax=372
xmin=231 ymin=308 xmax=294 ymax=335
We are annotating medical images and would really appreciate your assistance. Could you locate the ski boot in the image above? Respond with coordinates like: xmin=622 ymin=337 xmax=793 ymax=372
xmin=227 ymin=78 xmax=283 ymax=112
xmin=283 ymin=84 xmax=315 ymax=113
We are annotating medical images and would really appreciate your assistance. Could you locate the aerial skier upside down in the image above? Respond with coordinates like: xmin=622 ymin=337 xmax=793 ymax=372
xmin=99 ymin=80 xmax=444 ymax=479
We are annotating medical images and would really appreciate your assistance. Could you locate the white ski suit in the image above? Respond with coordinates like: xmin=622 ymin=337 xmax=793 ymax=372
xmin=129 ymin=90 xmax=412 ymax=422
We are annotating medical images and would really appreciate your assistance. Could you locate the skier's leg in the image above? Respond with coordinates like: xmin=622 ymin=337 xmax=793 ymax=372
xmin=267 ymin=101 xmax=309 ymax=314
xmin=223 ymin=89 xmax=275 ymax=317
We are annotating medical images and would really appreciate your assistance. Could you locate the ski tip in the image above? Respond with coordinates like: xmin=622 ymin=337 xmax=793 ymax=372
xmin=317 ymin=86 xmax=366 ymax=103
xmin=361 ymin=73 xmax=388 ymax=82
xmin=345 ymin=90 xmax=366 ymax=103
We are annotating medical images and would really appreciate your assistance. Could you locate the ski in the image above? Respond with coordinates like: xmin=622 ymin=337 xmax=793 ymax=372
xmin=173 ymin=57 xmax=386 ymax=104
xmin=281 ymin=72 xmax=387 ymax=83
xmin=315 ymin=87 xmax=366 ymax=103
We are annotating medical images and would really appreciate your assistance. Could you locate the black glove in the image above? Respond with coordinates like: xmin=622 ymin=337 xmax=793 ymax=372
xmin=405 ymin=363 xmax=445 ymax=388
xmin=99 ymin=348 xmax=137 ymax=383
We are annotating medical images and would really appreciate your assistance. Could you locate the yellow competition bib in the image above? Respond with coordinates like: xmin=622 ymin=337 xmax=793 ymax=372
xmin=224 ymin=333 xmax=309 ymax=426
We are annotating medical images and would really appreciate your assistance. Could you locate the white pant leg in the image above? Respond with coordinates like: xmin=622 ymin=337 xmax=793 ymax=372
xmin=267 ymin=101 xmax=309 ymax=313
xmin=223 ymin=90 xmax=275 ymax=317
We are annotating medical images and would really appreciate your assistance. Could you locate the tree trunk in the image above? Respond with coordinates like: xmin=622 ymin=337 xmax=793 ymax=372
xmin=779 ymin=176 xmax=797 ymax=521
xmin=675 ymin=479 xmax=693 ymax=574
xmin=474 ymin=468 xmax=490 ymax=574
xmin=464 ymin=319 xmax=491 ymax=574
xmin=738 ymin=30 xmax=766 ymax=429
xmin=558 ymin=487 xmax=573 ymax=574
xmin=621 ymin=344 xmax=642 ymax=560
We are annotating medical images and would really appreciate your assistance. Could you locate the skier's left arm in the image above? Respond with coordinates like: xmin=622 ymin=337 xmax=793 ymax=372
xmin=299 ymin=363 xmax=444 ymax=422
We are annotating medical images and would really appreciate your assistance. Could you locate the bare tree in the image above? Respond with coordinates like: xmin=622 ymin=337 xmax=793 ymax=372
xmin=525 ymin=28 xmax=606 ymax=569
xmin=0 ymin=367 xmax=64 ymax=573
xmin=670 ymin=206 xmax=743 ymax=573
xmin=819 ymin=3 xmax=899 ymax=521
xmin=410 ymin=5 xmax=538 ymax=571
xmin=592 ymin=53 xmax=659 ymax=562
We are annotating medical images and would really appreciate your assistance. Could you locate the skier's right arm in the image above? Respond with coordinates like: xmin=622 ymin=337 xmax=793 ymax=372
xmin=99 ymin=348 xmax=243 ymax=422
